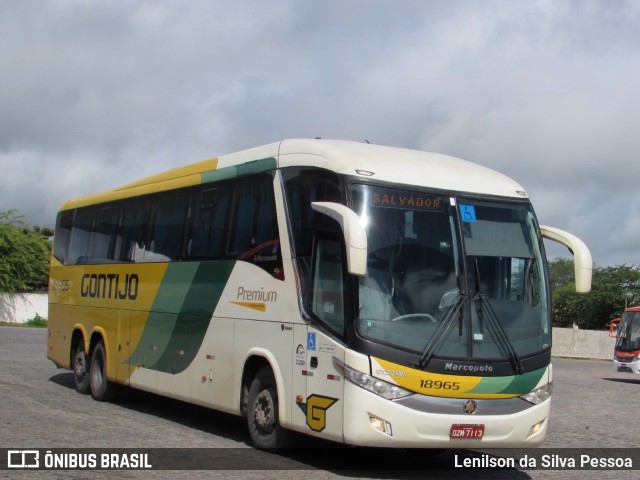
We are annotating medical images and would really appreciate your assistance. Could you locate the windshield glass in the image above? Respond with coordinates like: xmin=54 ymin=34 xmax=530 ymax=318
xmin=352 ymin=184 xmax=550 ymax=364
xmin=615 ymin=311 xmax=640 ymax=351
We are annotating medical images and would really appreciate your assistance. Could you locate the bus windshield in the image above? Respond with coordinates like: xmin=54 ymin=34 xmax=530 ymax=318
xmin=352 ymin=184 xmax=550 ymax=366
xmin=615 ymin=311 xmax=640 ymax=352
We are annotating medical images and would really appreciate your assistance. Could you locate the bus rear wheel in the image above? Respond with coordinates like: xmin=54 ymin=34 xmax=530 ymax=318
xmin=89 ymin=340 xmax=119 ymax=402
xmin=73 ymin=342 xmax=91 ymax=394
xmin=246 ymin=366 xmax=290 ymax=449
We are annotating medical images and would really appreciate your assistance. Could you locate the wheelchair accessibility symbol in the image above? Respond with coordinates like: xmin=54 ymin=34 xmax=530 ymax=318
xmin=307 ymin=332 xmax=316 ymax=351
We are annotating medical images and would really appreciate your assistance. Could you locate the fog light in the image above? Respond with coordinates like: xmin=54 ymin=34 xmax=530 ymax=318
xmin=527 ymin=419 xmax=546 ymax=438
xmin=368 ymin=413 xmax=393 ymax=436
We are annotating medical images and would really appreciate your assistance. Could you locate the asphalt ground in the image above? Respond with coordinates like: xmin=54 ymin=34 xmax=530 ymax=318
xmin=1 ymin=326 xmax=639 ymax=480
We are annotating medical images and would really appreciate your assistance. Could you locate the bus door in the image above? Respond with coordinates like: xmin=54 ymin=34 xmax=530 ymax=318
xmin=301 ymin=328 xmax=345 ymax=442
xmin=301 ymin=235 xmax=347 ymax=442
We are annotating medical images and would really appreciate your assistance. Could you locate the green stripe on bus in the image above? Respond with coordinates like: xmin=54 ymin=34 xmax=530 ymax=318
xmin=125 ymin=263 xmax=199 ymax=368
xmin=149 ymin=260 xmax=235 ymax=374
xmin=125 ymin=261 xmax=235 ymax=372
xmin=200 ymin=157 xmax=277 ymax=184
xmin=497 ymin=367 xmax=546 ymax=394
xmin=468 ymin=367 xmax=546 ymax=395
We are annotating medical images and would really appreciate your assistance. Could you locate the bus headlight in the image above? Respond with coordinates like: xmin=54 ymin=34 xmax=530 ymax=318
xmin=333 ymin=357 xmax=412 ymax=400
xmin=519 ymin=381 xmax=552 ymax=405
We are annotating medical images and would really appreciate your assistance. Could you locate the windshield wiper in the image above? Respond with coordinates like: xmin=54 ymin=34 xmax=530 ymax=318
xmin=473 ymin=260 xmax=523 ymax=375
xmin=414 ymin=293 xmax=465 ymax=369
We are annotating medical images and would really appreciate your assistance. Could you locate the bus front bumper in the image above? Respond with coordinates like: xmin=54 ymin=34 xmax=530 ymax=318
xmin=342 ymin=382 xmax=550 ymax=448
xmin=614 ymin=358 xmax=640 ymax=374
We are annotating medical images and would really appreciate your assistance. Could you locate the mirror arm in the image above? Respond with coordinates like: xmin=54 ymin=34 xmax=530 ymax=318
xmin=541 ymin=225 xmax=593 ymax=293
xmin=311 ymin=202 xmax=367 ymax=276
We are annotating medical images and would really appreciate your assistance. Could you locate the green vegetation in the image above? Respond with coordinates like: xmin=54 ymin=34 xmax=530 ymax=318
xmin=0 ymin=209 xmax=52 ymax=293
xmin=0 ymin=314 xmax=48 ymax=328
xmin=548 ymin=258 xmax=640 ymax=330
xmin=23 ymin=313 xmax=48 ymax=328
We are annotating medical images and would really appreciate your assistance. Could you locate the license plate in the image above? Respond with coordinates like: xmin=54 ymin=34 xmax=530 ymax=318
xmin=450 ymin=424 xmax=485 ymax=439
xmin=621 ymin=363 xmax=627 ymax=368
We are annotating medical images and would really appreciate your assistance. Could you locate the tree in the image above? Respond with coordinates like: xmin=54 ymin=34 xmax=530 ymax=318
xmin=548 ymin=258 xmax=640 ymax=330
xmin=0 ymin=209 xmax=52 ymax=293
xmin=547 ymin=258 xmax=576 ymax=290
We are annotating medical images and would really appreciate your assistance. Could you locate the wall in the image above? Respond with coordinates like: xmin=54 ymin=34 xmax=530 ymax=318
xmin=552 ymin=325 xmax=616 ymax=360
xmin=0 ymin=293 xmax=48 ymax=323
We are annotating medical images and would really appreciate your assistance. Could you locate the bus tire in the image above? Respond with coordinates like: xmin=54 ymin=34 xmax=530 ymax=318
xmin=73 ymin=341 xmax=91 ymax=394
xmin=246 ymin=366 xmax=290 ymax=449
xmin=89 ymin=340 xmax=119 ymax=402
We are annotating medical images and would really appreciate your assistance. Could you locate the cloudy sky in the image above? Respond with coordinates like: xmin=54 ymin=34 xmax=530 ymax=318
xmin=1 ymin=0 xmax=638 ymax=268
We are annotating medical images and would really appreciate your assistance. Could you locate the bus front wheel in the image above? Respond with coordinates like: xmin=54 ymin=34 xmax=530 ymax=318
xmin=246 ymin=366 xmax=290 ymax=449
xmin=89 ymin=340 xmax=119 ymax=402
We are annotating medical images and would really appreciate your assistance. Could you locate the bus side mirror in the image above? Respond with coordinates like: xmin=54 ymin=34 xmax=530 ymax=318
xmin=540 ymin=225 xmax=593 ymax=293
xmin=609 ymin=318 xmax=621 ymax=338
xmin=311 ymin=202 xmax=367 ymax=276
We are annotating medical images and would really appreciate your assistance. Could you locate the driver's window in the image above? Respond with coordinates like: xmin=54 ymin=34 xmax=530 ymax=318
xmin=311 ymin=237 xmax=345 ymax=335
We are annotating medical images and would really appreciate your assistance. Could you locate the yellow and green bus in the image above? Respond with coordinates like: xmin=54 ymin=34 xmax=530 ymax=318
xmin=48 ymin=139 xmax=592 ymax=448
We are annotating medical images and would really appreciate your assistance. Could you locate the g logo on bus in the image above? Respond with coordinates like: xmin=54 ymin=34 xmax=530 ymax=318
xmin=463 ymin=399 xmax=478 ymax=415
xmin=297 ymin=394 xmax=338 ymax=432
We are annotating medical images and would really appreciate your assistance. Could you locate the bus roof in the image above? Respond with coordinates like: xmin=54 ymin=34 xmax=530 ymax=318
xmin=59 ymin=139 xmax=528 ymax=210
xmin=275 ymin=139 xmax=527 ymax=199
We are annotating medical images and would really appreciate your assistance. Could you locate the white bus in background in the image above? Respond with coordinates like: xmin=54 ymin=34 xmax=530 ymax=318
xmin=48 ymin=139 xmax=592 ymax=449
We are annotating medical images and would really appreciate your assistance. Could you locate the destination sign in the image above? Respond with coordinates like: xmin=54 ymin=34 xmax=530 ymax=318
xmin=370 ymin=187 xmax=444 ymax=212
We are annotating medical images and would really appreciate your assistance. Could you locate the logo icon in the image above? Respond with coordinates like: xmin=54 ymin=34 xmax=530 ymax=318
xmin=463 ymin=399 xmax=478 ymax=415
xmin=7 ymin=450 xmax=40 ymax=468
xmin=296 ymin=394 xmax=338 ymax=432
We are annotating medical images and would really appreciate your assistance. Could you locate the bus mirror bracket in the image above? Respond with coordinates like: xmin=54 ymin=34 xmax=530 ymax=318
xmin=540 ymin=225 xmax=593 ymax=293
xmin=311 ymin=202 xmax=367 ymax=276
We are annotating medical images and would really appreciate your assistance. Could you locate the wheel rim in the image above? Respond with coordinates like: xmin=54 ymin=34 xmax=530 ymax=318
xmin=253 ymin=390 xmax=275 ymax=436
xmin=74 ymin=351 xmax=86 ymax=382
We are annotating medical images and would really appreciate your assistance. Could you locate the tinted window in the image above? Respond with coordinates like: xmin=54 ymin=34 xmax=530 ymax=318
xmin=146 ymin=190 xmax=188 ymax=261
xmin=88 ymin=205 xmax=119 ymax=261
xmin=187 ymin=184 xmax=233 ymax=259
xmin=230 ymin=174 xmax=282 ymax=279
xmin=115 ymin=198 xmax=146 ymax=262
xmin=53 ymin=171 xmax=282 ymax=276
xmin=311 ymin=237 xmax=345 ymax=336
xmin=53 ymin=210 xmax=73 ymax=264
xmin=282 ymin=168 xmax=341 ymax=256
xmin=68 ymin=207 xmax=93 ymax=264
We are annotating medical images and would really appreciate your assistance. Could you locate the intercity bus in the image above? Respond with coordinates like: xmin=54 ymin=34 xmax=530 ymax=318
xmin=613 ymin=306 xmax=640 ymax=374
xmin=47 ymin=139 xmax=592 ymax=448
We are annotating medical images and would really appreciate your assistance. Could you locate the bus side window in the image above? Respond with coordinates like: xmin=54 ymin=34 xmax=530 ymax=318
xmin=146 ymin=190 xmax=188 ymax=261
xmin=228 ymin=181 xmax=258 ymax=257
xmin=115 ymin=198 xmax=146 ymax=262
xmin=88 ymin=205 xmax=119 ymax=262
xmin=228 ymin=174 xmax=282 ymax=279
xmin=186 ymin=183 xmax=232 ymax=260
xmin=68 ymin=207 xmax=93 ymax=264
xmin=53 ymin=210 xmax=74 ymax=265
xmin=282 ymin=168 xmax=342 ymax=301
xmin=188 ymin=187 xmax=217 ymax=258
xmin=311 ymin=236 xmax=345 ymax=336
